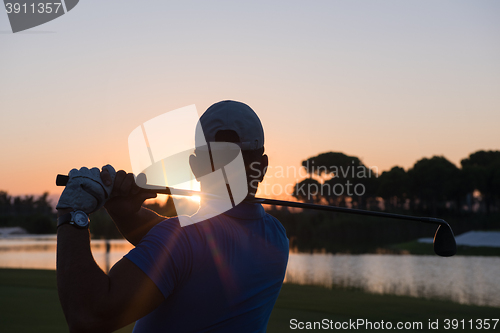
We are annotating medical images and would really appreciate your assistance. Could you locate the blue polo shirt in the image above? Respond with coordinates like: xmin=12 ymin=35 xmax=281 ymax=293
xmin=124 ymin=202 xmax=289 ymax=332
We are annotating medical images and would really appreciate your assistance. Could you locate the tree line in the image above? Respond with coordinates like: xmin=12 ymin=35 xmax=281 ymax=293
xmin=292 ymin=150 xmax=500 ymax=216
xmin=279 ymin=149 xmax=500 ymax=253
xmin=0 ymin=191 xmax=55 ymax=234
xmin=0 ymin=191 xmax=182 ymax=238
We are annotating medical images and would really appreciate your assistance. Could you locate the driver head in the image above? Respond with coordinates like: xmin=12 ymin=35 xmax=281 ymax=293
xmin=433 ymin=224 xmax=457 ymax=257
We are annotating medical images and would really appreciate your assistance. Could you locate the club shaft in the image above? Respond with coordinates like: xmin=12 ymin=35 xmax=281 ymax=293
xmin=249 ymin=198 xmax=447 ymax=226
xmin=56 ymin=174 xmax=448 ymax=227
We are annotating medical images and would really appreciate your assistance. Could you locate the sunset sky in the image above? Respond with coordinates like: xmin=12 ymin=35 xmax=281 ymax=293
xmin=1 ymin=1 xmax=499 ymax=202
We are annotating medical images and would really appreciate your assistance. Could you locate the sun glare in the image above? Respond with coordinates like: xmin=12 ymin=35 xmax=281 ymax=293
xmin=190 ymin=195 xmax=201 ymax=203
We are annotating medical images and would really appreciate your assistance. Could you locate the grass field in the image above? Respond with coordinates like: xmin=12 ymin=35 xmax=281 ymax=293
xmin=1 ymin=269 xmax=499 ymax=332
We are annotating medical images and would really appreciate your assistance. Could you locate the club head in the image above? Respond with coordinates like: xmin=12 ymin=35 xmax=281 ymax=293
xmin=433 ymin=224 xmax=457 ymax=257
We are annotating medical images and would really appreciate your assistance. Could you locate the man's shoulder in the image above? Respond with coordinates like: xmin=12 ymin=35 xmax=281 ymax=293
xmin=262 ymin=212 xmax=289 ymax=246
xmin=263 ymin=211 xmax=286 ymax=230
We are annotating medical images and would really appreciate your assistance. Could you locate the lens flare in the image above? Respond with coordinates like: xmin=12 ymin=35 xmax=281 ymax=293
xmin=190 ymin=195 xmax=201 ymax=203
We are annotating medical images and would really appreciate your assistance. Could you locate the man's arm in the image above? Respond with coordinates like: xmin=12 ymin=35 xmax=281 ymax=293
xmin=57 ymin=212 xmax=165 ymax=333
xmin=106 ymin=204 xmax=165 ymax=246
xmin=101 ymin=170 xmax=165 ymax=246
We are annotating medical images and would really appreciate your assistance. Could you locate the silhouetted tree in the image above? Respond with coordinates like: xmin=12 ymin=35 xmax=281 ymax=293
xmin=0 ymin=191 xmax=12 ymax=215
xmin=461 ymin=150 xmax=500 ymax=215
xmin=408 ymin=156 xmax=460 ymax=215
xmin=292 ymin=178 xmax=323 ymax=204
xmin=295 ymin=152 xmax=379 ymax=208
xmin=377 ymin=166 xmax=409 ymax=210
xmin=0 ymin=191 xmax=56 ymax=233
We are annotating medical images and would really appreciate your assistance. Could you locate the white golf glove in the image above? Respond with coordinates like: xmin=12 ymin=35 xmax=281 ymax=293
xmin=56 ymin=165 xmax=116 ymax=214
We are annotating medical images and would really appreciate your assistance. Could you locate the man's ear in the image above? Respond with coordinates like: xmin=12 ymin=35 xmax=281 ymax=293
xmin=189 ymin=154 xmax=200 ymax=181
xmin=259 ymin=154 xmax=269 ymax=182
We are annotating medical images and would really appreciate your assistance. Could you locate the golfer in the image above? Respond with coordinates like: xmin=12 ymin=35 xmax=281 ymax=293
xmin=56 ymin=100 xmax=289 ymax=332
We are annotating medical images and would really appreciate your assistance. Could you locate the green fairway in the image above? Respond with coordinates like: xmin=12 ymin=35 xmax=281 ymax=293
xmin=0 ymin=269 xmax=134 ymax=333
xmin=1 ymin=269 xmax=498 ymax=332
xmin=270 ymin=284 xmax=500 ymax=332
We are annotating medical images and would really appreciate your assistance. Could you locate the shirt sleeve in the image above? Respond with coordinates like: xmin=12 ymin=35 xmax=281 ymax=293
xmin=124 ymin=218 xmax=193 ymax=298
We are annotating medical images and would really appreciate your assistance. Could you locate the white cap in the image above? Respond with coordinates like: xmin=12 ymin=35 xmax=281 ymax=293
xmin=197 ymin=100 xmax=264 ymax=150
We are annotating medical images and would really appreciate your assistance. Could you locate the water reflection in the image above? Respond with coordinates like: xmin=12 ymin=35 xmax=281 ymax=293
xmin=1 ymin=237 xmax=499 ymax=307
xmin=285 ymin=253 xmax=500 ymax=307
xmin=0 ymin=236 xmax=133 ymax=271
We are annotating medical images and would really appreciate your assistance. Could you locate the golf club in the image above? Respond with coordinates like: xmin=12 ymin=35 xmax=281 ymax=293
xmin=56 ymin=174 xmax=457 ymax=257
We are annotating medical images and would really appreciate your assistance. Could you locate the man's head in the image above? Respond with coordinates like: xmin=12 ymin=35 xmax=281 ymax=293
xmin=190 ymin=100 xmax=268 ymax=196
xmin=196 ymin=100 xmax=264 ymax=150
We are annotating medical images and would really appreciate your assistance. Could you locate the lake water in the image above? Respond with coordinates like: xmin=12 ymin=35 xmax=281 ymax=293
xmin=284 ymin=253 xmax=500 ymax=307
xmin=1 ymin=236 xmax=499 ymax=308
xmin=0 ymin=236 xmax=133 ymax=272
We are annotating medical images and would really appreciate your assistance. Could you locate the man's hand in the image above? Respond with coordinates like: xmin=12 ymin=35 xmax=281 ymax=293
xmin=56 ymin=165 xmax=116 ymax=214
xmin=101 ymin=169 xmax=163 ymax=245
xmin=101 ymin=170 xmax=157 ymax=217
